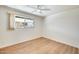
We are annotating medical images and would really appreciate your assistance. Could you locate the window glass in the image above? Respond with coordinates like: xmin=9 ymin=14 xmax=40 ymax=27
xmin=15 ymin=16 xmax=34 ymax=29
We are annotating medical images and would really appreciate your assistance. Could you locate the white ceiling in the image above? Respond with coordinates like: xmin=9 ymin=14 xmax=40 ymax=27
xmin=6 ymin=5 xmax=79 ymax=17
xmin=46 ymin=5 xmax=79 ymax=15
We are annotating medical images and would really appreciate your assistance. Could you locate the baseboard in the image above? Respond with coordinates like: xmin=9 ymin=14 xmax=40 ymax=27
xmin=0 ymin=36 xmax=79 ymax=49
xmin=43 ymin=36 xmax=79 ymax=48
xmin=0 ymin=36 xmax=42 ymax=49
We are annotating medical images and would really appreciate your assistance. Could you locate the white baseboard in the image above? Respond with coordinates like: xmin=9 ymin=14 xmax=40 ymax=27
xmin=43 ymin=35 xmax=79 ymax=48
xmin=0 ymin=36 xmax=79 ymax=49
xmin=0 ymin=36 xmax=41 ymax=48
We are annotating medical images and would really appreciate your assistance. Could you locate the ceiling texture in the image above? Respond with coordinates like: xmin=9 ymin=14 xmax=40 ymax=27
xmin=6 ymin=5 xmax=79 ymax=17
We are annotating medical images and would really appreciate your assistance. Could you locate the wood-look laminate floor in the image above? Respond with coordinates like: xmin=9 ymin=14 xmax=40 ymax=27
xmin=0 ymin=37 xmax=79 ymax=54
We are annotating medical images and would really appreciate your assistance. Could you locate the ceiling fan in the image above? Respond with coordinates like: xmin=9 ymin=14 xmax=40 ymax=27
xmin=27 ymin=5 xmax=50 ymax=13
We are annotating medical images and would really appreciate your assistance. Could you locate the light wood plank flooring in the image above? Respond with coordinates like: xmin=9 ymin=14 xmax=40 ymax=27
xmin=0 ymin=37 xmax=79 ymax=54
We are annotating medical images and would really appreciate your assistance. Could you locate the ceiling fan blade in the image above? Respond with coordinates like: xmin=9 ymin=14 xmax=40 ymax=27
xmin=40 ymin=9 xmax=50 ymax=11
xmin=27 ymin=5 xmax=50 ymax=11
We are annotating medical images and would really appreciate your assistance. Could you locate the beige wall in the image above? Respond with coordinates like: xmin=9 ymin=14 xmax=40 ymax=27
xmin=0 ymin=6 xmax=43 ymax=48
xmin=43 ymin=8 xmax=79 ymax=48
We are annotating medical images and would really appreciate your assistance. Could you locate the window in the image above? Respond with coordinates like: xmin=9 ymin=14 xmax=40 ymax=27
xmin=15 ymin=16 xmax=34 ymax=29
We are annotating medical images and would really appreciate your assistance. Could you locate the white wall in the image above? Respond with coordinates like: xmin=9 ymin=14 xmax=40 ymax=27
xmin=43 ymin=8 xmax=79 ymax=48
xmin=0 ymin=6 xmax=43 ymax=48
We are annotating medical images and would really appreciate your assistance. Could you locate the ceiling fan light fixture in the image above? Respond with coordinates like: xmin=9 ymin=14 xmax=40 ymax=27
xmin=27 ymin=5 xmax=50 ymax=14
